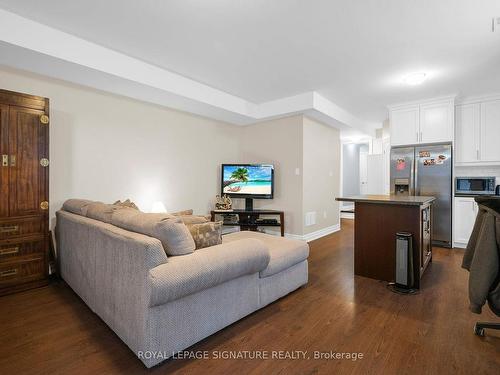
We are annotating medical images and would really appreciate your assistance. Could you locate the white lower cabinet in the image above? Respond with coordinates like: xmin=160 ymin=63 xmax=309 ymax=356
xmin=454 ymin=197 xmax=478 ymax=248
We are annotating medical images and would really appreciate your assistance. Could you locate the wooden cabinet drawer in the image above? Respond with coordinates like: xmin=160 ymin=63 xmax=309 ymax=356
xmin=0 ymin=238 xmax=45 ymax=260
xmin=0 ymin=257 xmax=45 ymax=286
xmin=0 ymin=217 xmax=45 ymax=239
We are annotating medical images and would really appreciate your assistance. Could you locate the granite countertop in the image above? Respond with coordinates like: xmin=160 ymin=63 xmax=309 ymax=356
xmin=336 ymin=194 xmax=436 ymax=206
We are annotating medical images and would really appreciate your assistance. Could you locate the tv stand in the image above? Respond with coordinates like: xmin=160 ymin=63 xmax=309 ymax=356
xmin=211 ymin=209 xmax=285 ymax=237
xmin=245 ymin=198 xmax=254 ymax=211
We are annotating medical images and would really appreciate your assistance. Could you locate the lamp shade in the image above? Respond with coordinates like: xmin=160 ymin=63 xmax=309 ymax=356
xmin=151 ymin=201 xmax=167 ymax=213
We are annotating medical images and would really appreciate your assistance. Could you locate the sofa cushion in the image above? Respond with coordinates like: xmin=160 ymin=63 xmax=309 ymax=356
xmin=86 ymin=202 xmax=122 ymax=223
xmin=172 ymin=209 xmax=193 ymax=216
xmin=62 ymin=199 xmax=95 ymax=216
xmin=223 ymin=231 xmax=309 ymax=278
xmin=188 ymin=221 xmax=223 ymax=249
xmin=148 ymin=238 xmax=270 ymax=306
xmin=111 ymin=209 xmax=195 ymax=256
xmin=179 ymin=215 xmax=209 ymax=225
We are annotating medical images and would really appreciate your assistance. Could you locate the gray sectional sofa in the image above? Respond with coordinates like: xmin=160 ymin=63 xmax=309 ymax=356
xmin=56 ymin=200 xmax=309 ymax=368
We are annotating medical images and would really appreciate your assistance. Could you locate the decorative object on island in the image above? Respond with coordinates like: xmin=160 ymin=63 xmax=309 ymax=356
xmin=0 ymin=89 xmax=50 ymax=296
xmin=214 ymin=194 xmax=233 ymax=211
xmin=211 ymin=209 xmax=285 ymax=237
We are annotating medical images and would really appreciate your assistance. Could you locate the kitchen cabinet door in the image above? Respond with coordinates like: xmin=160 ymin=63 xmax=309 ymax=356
xmin=480 ymin=99 xmax=500 ymax=162
xmin=454 ymin=197 xmax=477 ymax=247
xmin=455 ymin=103 xmax=480 ymax=163
xmin=419 ymin=101 xmax=453 ymax=144
xmin=390 ymin=106 xmax=419 ymax=146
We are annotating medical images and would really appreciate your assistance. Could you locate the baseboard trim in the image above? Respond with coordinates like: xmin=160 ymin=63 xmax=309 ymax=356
xmin=340 ymin=212 xmax=354 ymax=219
xmin=260 ymin=229 xmax=303 ymax=240
xmin=264 ymin=224 xmax=341 ymax=242
xmin=302 ymin=224 xmax=341 ymax=242
xmin=453 ymin=241 xmax=467 ymax=249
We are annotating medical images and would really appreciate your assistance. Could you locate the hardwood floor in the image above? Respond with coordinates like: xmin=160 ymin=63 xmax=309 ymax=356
xmin=0 ymin=219 xmax=499 ymax=374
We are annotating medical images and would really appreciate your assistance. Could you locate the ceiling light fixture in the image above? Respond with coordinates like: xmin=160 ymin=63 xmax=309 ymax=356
xmin=403 ymin=72 xmax=427 ymax=86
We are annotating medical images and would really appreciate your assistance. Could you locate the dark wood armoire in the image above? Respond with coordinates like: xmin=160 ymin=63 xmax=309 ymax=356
xmin=0 ymin=89 xmax=50 ymax=296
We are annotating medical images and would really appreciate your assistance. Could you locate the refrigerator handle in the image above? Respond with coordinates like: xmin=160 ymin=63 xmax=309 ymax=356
xmin=413 ymin=153 xmax=418 ymax=196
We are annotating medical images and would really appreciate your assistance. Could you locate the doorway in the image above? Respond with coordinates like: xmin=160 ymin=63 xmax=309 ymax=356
xmin=359 ymin=147 xmax=368 ymax=194
xmin=341 ymin=142 xmax=369 ymax=215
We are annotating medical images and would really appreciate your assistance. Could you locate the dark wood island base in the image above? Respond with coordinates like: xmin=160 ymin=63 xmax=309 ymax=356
xmin=337 ymin=195 xmax=435 ymax=289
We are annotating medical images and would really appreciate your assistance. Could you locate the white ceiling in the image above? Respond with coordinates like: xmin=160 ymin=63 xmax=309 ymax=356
xmin=1 ymin=0 xmax=500 ymax=124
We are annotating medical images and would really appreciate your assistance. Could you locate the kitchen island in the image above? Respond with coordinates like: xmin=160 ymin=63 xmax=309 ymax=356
xmin=336 ymin=195 xmax=435 ymax=288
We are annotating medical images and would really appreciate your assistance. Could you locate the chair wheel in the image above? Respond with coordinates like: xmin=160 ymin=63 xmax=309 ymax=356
xmin=474 ymin=324 xmax=485 ymax=336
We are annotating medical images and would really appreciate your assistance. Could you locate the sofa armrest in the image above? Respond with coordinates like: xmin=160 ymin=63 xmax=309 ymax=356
xmin=148 ymin=238 xmax=270 ymax=307
xmin=56 ymin=210 xmax=169 ymax=354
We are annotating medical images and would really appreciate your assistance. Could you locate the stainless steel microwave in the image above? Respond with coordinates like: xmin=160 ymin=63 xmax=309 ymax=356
xmin=455 ymin=177 xmax=496 ymax=196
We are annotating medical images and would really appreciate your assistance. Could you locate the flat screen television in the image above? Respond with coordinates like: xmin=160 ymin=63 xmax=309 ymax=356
xmin=221 ymin=164 xmax=274 ymax=210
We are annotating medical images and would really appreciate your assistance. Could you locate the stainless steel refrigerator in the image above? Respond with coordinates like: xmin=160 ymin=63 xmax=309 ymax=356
xmin=390 ymin=143 xmax=452 ymax=247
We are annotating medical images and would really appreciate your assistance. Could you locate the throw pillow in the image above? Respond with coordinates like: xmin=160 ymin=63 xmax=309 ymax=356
xmin=113 ymin=199 xmax=140 ymax=210
xmin=86 ymin=202 xmax=122 ymax=223
xmin=62 ymin=199 xmax=95 ymax=216
xmin=171 ymin=209 xmax=193 ymax=216
xmin=188 ymin=221 xmax=223 ymax=249
xmin=111 ymin=209 xmax=195 ymax=256
xmin=179 ymin=215 xmax=209 ymax=225
xmin=154 ymin=218 xmax=196 ymax=255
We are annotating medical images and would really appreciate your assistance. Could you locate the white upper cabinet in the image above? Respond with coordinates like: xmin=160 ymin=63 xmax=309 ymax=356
xmin=388 ymin=97 xmax=454 ymax=146
xmin=455 ymin=98 xmax=500 ymax=165
xmin=480 ymin=99 xmax=500 ymax=162
xmin=419 ymin=101 xmax=454 ymax=143
xmin=390 ymin=105 xmax=419 ymax=146
xmin=455 ymin=103 xmax=480 ymax=163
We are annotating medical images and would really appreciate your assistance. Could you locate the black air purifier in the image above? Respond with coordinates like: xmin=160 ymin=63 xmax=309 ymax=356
xmin=395 ymin=232 xmax=415 ymax=290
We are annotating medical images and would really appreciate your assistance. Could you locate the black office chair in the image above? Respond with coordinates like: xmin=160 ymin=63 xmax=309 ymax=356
xmin=474 ymin=321 xmax=500 ymax=336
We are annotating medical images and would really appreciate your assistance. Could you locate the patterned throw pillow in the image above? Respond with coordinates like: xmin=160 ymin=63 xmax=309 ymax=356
xmin=188 ymin=221 xmax=223 ymax=249
xmin=113 ymin=199 xmax=140 ymax=210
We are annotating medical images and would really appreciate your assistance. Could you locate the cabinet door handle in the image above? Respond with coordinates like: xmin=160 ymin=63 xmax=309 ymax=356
xmin=0 ymin=225 xmax=19 ymax=234
xmin=1 ymin=155 xmax=7 ymax=167
xmin=420 ymin=131 xmax=423 ymax=142
xmin=476 ymin=149 xmax=479 ymax=160
xmin=0 ymin=247 xmax=19 ymax=255
xmin=416 ymin=132 xmax=419 ymax=142
xmin=10 ymin=155 xmax=16 ymax=167
xmin=0 ymin=269 xmax=18 ymax=277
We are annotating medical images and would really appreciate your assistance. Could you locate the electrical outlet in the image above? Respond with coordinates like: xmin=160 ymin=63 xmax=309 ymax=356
xmin=305 ymin=212 xmax=316 ymax=226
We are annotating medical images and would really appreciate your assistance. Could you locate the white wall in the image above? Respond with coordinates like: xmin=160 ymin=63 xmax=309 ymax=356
xmin=1 ymin=68 xmax=343 ymax=239
xmin=342 ymin=143 xmax=361 ymax=197
xmin=303 ymin=116 xmax=340 ymax=235
xmin=239 ymin=115 xmax=341 ymax=237
xmin=238 ymin=115 xmax=304 ymax=235
xmin=0 ymin=67 xmax=240 ymax=228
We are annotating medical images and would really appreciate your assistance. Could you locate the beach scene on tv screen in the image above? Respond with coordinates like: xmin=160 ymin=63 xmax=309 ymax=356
xmin=223 ymin=165 xmax=272 ymax=195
